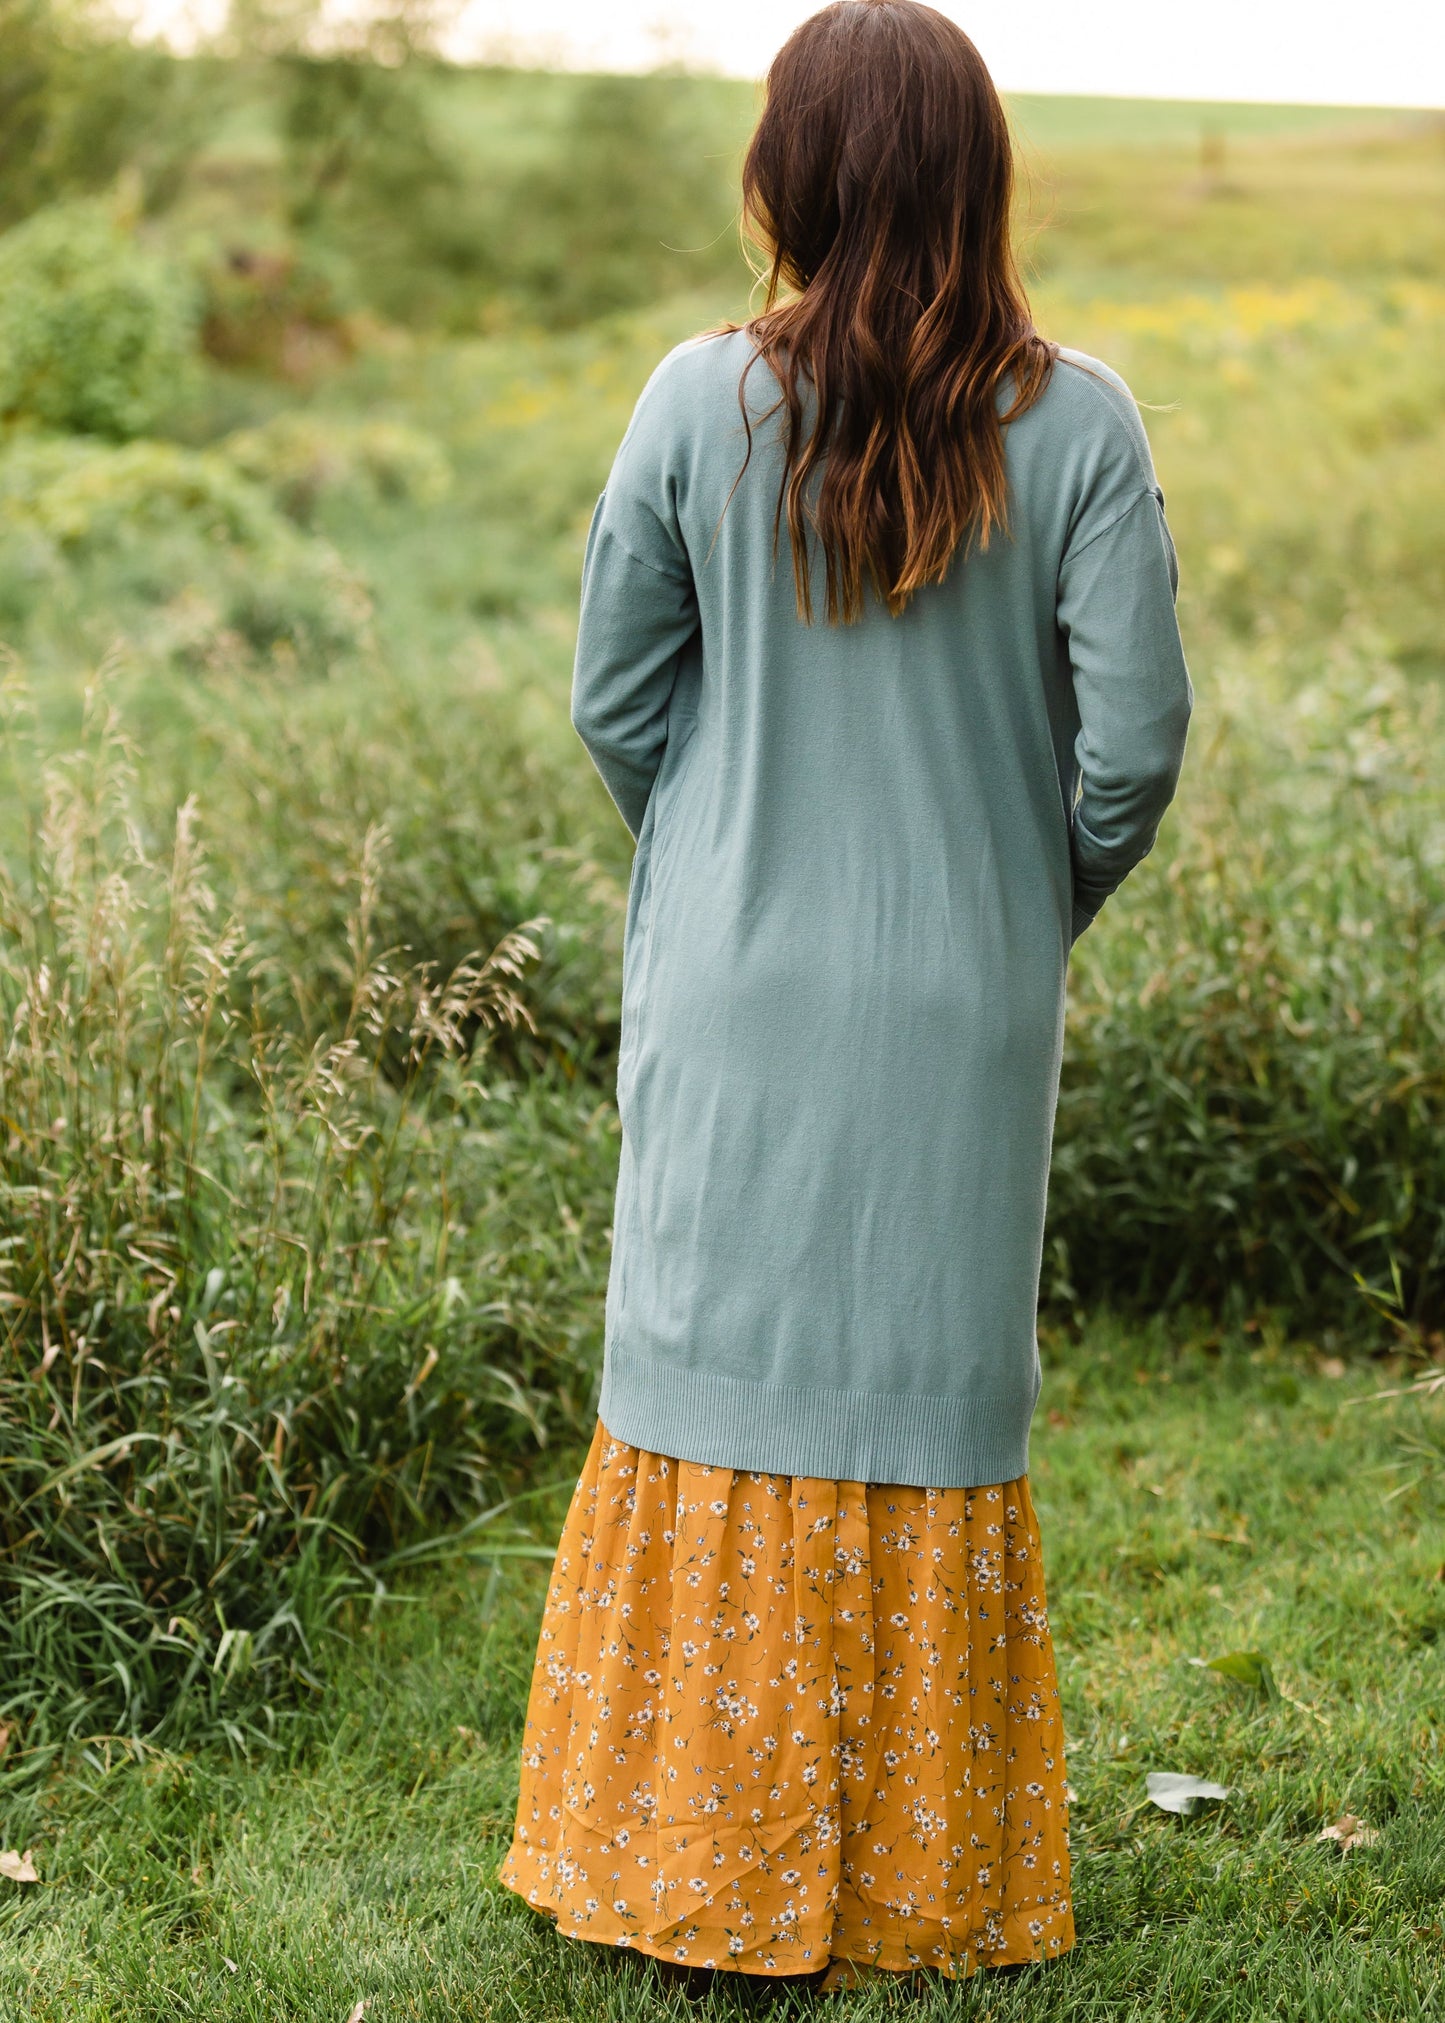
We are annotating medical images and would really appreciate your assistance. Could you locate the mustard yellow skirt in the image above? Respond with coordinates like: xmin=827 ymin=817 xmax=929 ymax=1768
xmin=498 ymin=1420 xmax=1074 ymax=1981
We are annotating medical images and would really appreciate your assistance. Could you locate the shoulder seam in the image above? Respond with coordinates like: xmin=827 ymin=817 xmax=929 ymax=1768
xmin=600 ymin=509 xmax=688 ymax=585
xmin=1063 ymin=483 xmax=1162 ymax=564
xmin=1053 ymin=356 xmax=1156 ymax=488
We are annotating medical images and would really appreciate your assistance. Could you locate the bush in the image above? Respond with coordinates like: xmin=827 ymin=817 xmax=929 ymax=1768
xmin=198 ymin=672 xmax=626 ymax=1080
xmin=0 ymin=431 xmax=277 ymax=546
xmin=1047 ymin=643 xmax=1445 ymax=1344
xmin=502 ymin=74 xmax=746 ymax=328
xmin=0 ymin=1 xmax=205 ymax=231
xmin=0 ymin=197 xmax=200 ymax=439
xmin=266 ymin=61 xmax=750 ymax=336
xmin=276 ymin=51 xmax=484 ymax=334
xmin=0 ymin=677 xmax=615 ymax=1760
xmin=221 ymin=412 xmax=452 ymax=524
xmin=0 ymin=434 xmax=373 ymax=664
xmin=198 ymin=241 xmax=357 ymax=381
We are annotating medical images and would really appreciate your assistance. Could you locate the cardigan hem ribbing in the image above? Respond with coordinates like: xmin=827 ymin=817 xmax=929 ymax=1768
xmin=597 ymin=1346 xmax=1036 ymax=1490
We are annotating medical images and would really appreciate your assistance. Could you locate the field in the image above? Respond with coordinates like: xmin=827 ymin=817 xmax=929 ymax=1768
xmin=0 ymin=27 xmax=1443 ymax=2018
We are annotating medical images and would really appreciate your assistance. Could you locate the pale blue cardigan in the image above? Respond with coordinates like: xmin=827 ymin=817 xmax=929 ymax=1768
xmin=572 ymin=330 xmax=1192 ymax=1487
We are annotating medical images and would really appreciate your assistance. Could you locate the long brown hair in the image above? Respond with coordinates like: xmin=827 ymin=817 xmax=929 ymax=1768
xmin=728 ymin=0 xmax=1055 ymax=624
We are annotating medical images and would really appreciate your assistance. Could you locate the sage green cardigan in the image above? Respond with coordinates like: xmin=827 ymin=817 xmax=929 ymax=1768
xmin=573 ymin=329 xmax=1192 ymax=1487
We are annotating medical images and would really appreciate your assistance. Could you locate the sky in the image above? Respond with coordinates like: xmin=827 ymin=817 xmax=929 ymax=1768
xmin=451 ymin=0 xmax=1442 ymax=106
xmin=137 ymin=0 xmax=1445 ymax=106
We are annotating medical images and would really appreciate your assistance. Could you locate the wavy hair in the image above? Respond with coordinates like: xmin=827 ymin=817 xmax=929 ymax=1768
xmin=725 ymin=0 xmax=1056 ymax=624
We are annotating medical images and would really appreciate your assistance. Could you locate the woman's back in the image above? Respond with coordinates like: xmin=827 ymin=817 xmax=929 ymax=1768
xmin=504 ymin=2 xmax=1191 ymax=1987
xmin=573 ymin=325 xmax=1192 ymax=1486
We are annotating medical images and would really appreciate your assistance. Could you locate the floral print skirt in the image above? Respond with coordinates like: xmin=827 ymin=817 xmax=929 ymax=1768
xmin=497 ymin=1419 xmax=1074 ymax=1981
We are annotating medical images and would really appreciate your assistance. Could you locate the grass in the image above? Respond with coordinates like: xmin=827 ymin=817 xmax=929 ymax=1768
xmin=3 ymin=1314 xmax=1443 ymax=2018
xmin=1005 ymin=96 xmax=1426 ymax=150
xmin=0 ymin=675 xmax=619 ymax=1748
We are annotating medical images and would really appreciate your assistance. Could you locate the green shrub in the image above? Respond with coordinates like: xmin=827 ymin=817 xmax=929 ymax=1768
xmin=0 ymin=432 xmax=277 ymax=546
xmin=140 ymin=637 xmax=625 ymax=1083
xmin=276 ymin=51 xmax=485 ymax=333
xmin=197 ymin=241 xmax=357 ymax=380
xmin=222 ymin=412 xmax=452 ymax=524
xmin=0 ymin=1 xmax=206 ymax=231
xmin=0 ymin=434 xmax=373 ymax=664
xmin=0 ymin=676 xmax=614 ymax=1757
xmin=502 ymin=74 xmax=746 ymax=329
xmin=0 ymin=197 xmax=200 ymax=439
xmin=0 ymin=523 xmax=63 ymax=636
xmin=265 ymin=61 xmax=751 ymax=335
xmin=1048 ymin=644 xmax=1445 ymax=1343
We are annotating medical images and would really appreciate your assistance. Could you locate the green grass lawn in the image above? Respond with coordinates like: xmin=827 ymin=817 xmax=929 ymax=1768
xmin=5 ymin=1316 xmax=1442 ymax=2020
xmin=1005 ymin=94 xmax=1424 ymax=150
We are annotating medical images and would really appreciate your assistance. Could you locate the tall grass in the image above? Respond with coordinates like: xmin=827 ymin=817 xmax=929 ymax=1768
xmin=1052 ymin=643 xmax=1445 ymax=1342
xmin=0 ymin=662 xmax=594 ymax=1765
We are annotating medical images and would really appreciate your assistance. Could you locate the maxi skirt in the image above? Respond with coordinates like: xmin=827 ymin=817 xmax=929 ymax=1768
xmin=497 ymin=1420 xmax=1074 ymax=1979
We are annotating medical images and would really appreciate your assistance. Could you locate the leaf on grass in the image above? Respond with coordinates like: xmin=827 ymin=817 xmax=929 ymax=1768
xmin=1190 ymin=1649 xmax=1278 ymax=1700
xmin=0 ymin=1723 xmax=10 ymax=1760
xmin=1317 ymin=1814 xmax=1379 ymax=1851
xmin=0 ymin=1849 xmax=39 ymax=1883
xmin=1146 ymin=1772 xmax=1232 ymax=1815
xmin=345 ymin=2004 xmax=367 ymax=2023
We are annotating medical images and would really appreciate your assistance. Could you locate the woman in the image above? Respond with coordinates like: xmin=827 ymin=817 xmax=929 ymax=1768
xmin=499 ymin=0 xmax=1191 ymax=1991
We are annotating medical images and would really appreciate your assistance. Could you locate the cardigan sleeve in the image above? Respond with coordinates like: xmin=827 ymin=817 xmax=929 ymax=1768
xmin=1057 ymin=480 xmax=1194 ymax=943
xmin=570 ymin=372 xmax=701 ymax=841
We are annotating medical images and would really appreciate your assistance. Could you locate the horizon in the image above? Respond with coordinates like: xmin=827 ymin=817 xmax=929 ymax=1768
xmin=129 ymin=1 xmax=1445 ymax=111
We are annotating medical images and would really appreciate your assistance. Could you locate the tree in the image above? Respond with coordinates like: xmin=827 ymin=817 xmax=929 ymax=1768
xmin=0 ymin=0 xmax=202 ymax=229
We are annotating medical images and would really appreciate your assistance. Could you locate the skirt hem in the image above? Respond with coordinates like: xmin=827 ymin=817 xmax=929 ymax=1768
xmin=498 ymin=1845 xmax=1077 ymax=1982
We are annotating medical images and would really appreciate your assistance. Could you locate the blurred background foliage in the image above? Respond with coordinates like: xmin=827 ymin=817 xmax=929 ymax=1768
xmin=0 ymin=0 xmax=1441 ymax=1748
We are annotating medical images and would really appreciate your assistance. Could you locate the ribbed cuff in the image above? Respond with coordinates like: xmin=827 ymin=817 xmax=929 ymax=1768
xmin=1070 ymin=899 xmax=1100 ymax=944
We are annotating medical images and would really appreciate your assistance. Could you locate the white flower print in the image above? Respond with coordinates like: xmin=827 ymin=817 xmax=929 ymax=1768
xmin=498 ymin=1421 xmax=1073 ymax=1981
